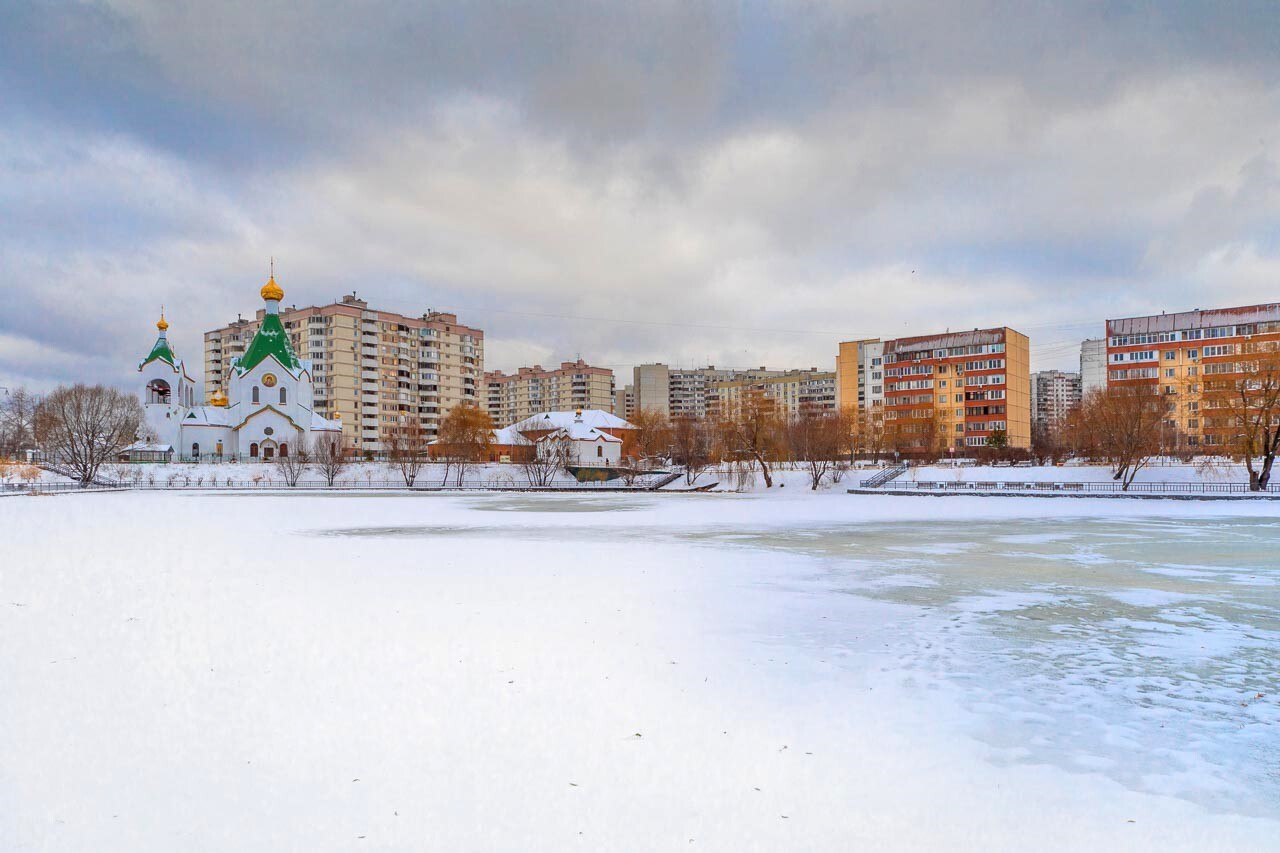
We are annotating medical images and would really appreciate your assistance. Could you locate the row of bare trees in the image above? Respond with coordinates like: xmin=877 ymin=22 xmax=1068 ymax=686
xmin=624 ymin=392 xmax=854 ymax=490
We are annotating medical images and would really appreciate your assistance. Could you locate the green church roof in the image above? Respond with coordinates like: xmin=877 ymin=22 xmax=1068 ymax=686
xmin=141 ymin=334 xmax=177 ymax=368
xmin=237 ymin=311 xmax=303 ymax=375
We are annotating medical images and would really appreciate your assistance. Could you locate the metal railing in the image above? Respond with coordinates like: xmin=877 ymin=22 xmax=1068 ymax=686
xmin=856 ymin=480 xmax=1280 ymax=495
xmin=859 ymin=463 xmax=910 ymax=488
xmin=122 ymin=478 xmax=662 ymax=492
xmin=2 ymin=482 xmax=126 ymax=496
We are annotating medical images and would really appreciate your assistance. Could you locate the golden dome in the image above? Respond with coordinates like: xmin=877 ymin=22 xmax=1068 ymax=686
xmin=209 ymin=389 xmax=228 ymax=407
xmin=260 ymin=276 xmax=284 ymax=302
xmin=156 ymin=312 xmax=169 ymax=332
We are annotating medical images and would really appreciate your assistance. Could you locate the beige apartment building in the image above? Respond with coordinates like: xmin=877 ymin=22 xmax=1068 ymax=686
xmin=710 ymin=369 xmax=838 ymax=416
xmin=625 ymin=363 xmax=791 ymax=418
xmin=484 ymin=359 xmax=615 ymax=427
xmin=1105 ymin=302 xmax=1280 ymax=450
xmin=205 ymin=294 xmax=483 ymax=452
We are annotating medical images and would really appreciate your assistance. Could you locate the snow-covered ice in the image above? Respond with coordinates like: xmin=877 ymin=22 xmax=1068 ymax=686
xmin=2 ymin=491 xmax=1277 ymax=851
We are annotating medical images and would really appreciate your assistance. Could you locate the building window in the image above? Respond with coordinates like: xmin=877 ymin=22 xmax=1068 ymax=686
xmin=252 ymin=386 xmax=260 ymax=403
xmin=279 ymin=387 xmax=287 ymax=405
xmin=191 ymin=442 xmax=200 ymax=458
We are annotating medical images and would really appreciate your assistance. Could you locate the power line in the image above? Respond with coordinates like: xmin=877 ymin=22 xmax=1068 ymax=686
xmin=326 ymin=292 xmax=1108 ymax=342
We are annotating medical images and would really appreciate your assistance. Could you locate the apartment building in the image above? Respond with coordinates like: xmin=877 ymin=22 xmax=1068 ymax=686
xmin=205 ymin=294 xmax=483 ymax=451
xmin=632 ymin=364 xmax=671 ymax=415
xmin=1105 ymin=303 xmax=1280 ymax=449
xmin=710 ymin=369 xmax=838 ymax=416
xmin=630 ymin=363 xmax=790 ymax=418
xmin=484 ymin=359 xmax=615 ymax=427
xmin=1079 ymin=338 xmax=1107 ymax=394
xmin=837 ymin=328 xmax=1031 ymax=450
xmin=613 ymin=385 xmax=637 ymax=420
xmin=835 ymin=339 xmax=886 ymax=412
xmin=1031 ymin=370 xmax=1082 ymax=429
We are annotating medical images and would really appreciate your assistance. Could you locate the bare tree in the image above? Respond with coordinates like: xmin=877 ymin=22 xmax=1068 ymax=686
xmin=518 ymin=433 xmax=565 ymax=486
xmin=627 ymin=407 xmax=672 ymax=468
xmin=1031 ymin=418 xmax=1070 ymax=466
xmin=788 ymin=407 xmax=844 ymax=490
xmin=34 ymin=384 xmax=143 ymax=486
xmin=1202 ymin=342 xmax=1280 ymax=490
xmin=312 ymin=432 xmax=350 ymax=487
xmin=671 ymin=415 xmax=713 ymax=485
xmin=385 ymin=422 xmax=429 ymax=486
xmin=1069 ymin=386 xmax=1164 ymax=490
xmin=717 ymin=389 xmax=784 ymax=487
xmin=1 ymin=387 xmax=39 ymax=458
xmin=829 ymin=407 xmax=861 ymax=483
xmin=438 ymin=403 xmax=493 ymax=486
xmin=275 ymin=440 xmax=311 ymax=487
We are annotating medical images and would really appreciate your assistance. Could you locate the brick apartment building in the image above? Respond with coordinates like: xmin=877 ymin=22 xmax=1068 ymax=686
xmin=1104 ymin=302 xmax=1280 ymax=450
xmin=838 ymin=327 xmax=1031 ymax=451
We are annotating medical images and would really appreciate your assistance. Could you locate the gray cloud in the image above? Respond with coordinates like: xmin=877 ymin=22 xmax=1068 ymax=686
xmin=2 ymin=1 xmax=1279 ymax=393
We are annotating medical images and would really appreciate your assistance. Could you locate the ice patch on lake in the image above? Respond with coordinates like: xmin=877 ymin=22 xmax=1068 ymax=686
xmin=714 ymin=516 xmax=1280 ymax=820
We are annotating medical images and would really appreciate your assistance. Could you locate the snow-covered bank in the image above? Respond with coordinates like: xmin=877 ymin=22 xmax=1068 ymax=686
xmin=2 ymin=493 xmax=1277 ymax=851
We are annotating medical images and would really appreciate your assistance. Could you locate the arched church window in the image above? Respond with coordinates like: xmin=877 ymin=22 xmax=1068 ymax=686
xmin=252 ymin=386 xmax=260 ymax=404
xmin=597 ymin=445 xmax=603 ymax=458
xmin=279 ymin=387 xmax=287 ymax=405
xmin=147 ymin=379 xmax=171 ymax=405
xmin=192 ymin=442 xmax=200 ymax=459
xmin=279 ymin=442 xmax=289 ymax=458
xmin=250 ymin=442 xmax=259 ymax=458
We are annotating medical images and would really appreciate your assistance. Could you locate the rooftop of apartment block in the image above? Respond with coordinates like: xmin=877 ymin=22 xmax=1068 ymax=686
xmin=1106 ymin=302 xmax=1280 ymax=335
xmin=485 ymin=359 xmax=613 ymax=381
xmin=883 ymin=326 xmax=1013 ymax=355
xmin=209 ymin=292 xmax=483 ymax=336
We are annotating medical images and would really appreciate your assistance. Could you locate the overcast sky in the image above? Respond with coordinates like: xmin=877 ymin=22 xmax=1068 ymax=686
xmin=2 ymin=1 xmax=1279 ymax=392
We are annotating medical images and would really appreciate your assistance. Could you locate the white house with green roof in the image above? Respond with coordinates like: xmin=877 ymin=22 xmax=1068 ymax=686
xmin=137 ymin=275 xmax=342 ymax=461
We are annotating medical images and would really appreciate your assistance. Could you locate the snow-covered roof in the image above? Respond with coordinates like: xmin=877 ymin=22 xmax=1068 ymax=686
xmin=124 ymin=442 xmax=173 ymax=452
xmin=182 ymin=406 xmax=233 ymax=427
xmin=493 ymin=426 xmax=524 ymax=445
xmin=537 ymin=424 xmax=623 ymax=443
xmin=311 ymin=412 xmax=343 ymax=432
xmin=508 ymin=409 xmax=635 ymax=432
xmin=427 ymin=426 xmax=532 ymax=447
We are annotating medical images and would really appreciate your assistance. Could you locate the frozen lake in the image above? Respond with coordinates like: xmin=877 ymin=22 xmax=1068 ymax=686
xmin=2 ymin=491 xmax=1277 ymax=851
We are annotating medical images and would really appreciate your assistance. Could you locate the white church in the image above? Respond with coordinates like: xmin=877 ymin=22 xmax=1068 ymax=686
xmin=136 ymin=275 xmax=342 ymax=461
